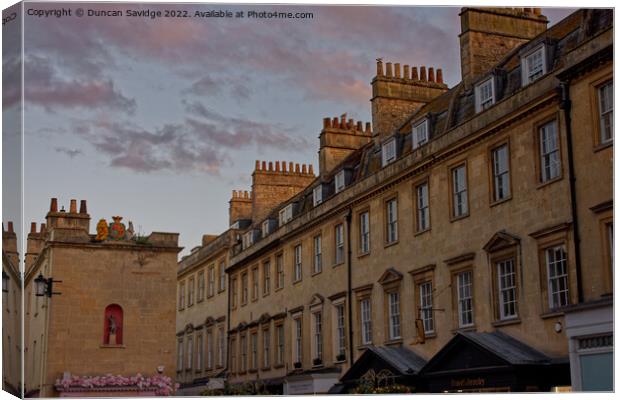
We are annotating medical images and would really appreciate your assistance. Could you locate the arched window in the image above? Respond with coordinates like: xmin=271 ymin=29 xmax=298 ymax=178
xmin=103 ymin=304 xmax=123 ymax=345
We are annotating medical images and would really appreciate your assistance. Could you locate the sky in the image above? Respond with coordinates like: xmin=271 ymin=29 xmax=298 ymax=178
xmin=2 ymin=2 xmax=576 ymax=258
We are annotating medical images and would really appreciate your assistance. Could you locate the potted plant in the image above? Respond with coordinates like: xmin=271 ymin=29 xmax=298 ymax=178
xmin=312 ymin=358 xmax=322 ymax=366
xmin=293 ymin=361 xmax=302 ymax=369
xmin=336 ymin=353 xmax=346 ymax=362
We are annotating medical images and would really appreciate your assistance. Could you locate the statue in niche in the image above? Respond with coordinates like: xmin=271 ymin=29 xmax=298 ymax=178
xmin=108 ymin=314 xmax=117 ymax=344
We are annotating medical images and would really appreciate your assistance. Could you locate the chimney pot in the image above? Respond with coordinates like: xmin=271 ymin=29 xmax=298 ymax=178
xmin=376 ymin=59 xmax=383 ymax=76
xmin=403 ymin=65 xmax=410 ymax=80
xmin=420 ymin=66 xmax=427 ymax=81
xmin=30 ymin=222 xmax=36 ymax=234
xmin=365 ymin=122 xmax=371 ymax=132
xmin=50 ymin=198 xmax=58 ymax=213
xmin=428 ymin=67 xmax=435 ymax=82
xmin=289 ymin=162 xmax=294 ymax=172
xmin=40 ymin=223 xmax=46 ymax=233
xmin=261 ymin=161 xmax=267 ymax=171
xmin=268 ymin=161 xmax=273 ymax=171
xmin=309 ymin=165 xmax=314 ymax=175
xmin=275 ymin=161 xmax=280 ymax=171
xmin=295 ymin=163 xmax=300 ymax=173
xmin=436 ymin=68 xmax=444 ymax=84
xmin=332 ymin=117 xmax=338 ymax=127
xmin=356 ymin=121 xmax=363 ymax=131
xmin=386 ymin=62 xmax=393 ymax=77
xmin=79 ymin=200 xmax=87 ymax=214
xmin=302 ymin=165 xmax=307 ymax=174
xmin=323 ymin=117 xmax=330 ymax=129
xmin=7 ymin=221 xmax=13 ymax=233
xmin=282 ymin=161 xmax=287 ymax=172
xmin=69 ymin=199 xmax=77 ymax=213
xmin=255 ymin=160 xmax=260 ymax=170
xmin=411 ymin=67 xmax=419 ymax=80
xmin=394 ymin=63 xmax=401 ymax=78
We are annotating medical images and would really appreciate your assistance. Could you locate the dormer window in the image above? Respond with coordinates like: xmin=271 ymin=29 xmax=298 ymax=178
xmin=279 ymin=204 xmax=293 ymax=226
xmin=412 ymin=120 xmax=428 ymax=150
xmin=334 ymin=171 xmax=345 ymax=193
xmin=242 ymin=231 xmax=254 ymax=249
xmin=313 ymin=185 xmax=323 ymax=206
xmin=522 ymin=45 xmax=546 ymax=85
xmin=381 ymin=138 xmax=396 ymax=166
xmin=475 ymin=77 xmax=495 ymax=113
xmin=262 ymin=221 xmax=270 ymax=237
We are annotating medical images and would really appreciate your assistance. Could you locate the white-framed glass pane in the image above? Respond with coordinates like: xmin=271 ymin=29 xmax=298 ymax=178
xmin=457 ymin=271 xmax=474 ymax=327
xmin=599 ymin=81 xmax=613 ymax=143
xmin=388 ymin=292 xmax=401 ymax=339
xmin=294 ymin=245 xmax=302 ymax=281
xmin=335 ymin=171 xmax=346 ymax=193
xmin=539 ymin=120 xmax=560 ymax=182
xmin=360 ymin=211 xmax=370 ymax=253
xmin=360 ymin=299 xmax=372 ymax=344
xmin=386 ymin=199 xmax=398 ymax=243
xmin=314 ymin=312 xmax=323 ymax=360
xmin=452 ymin=165 xmax=468 ymax=217
xmin=313 ymin=185 xmax=323 ymax=206
xmin=497 ymin=259 xmax=517 ymax=319
xmin=335 ymin=224 xmax=344 ymax=264
xmin=476 ymin=78 xmax=495 ymax=112
xmin=314 ymin=235 xmax=322 ymax=273
xmin=546 ymin=246 xmax=569 ymax=309
xmin=419 ymin=281 xmax=434 ymax=333
xmin=382 ymin=138 xmax=397 ymax=166
xmin=336 ymin=304 xmax=346 ymax=357
xmin=526 ymin=47 xmax=545 ymax=82
xmin=263 ymin=329 xmax=270 ymax=368
xmin=413 ymin=120 xmax=428 ymax=149
xmin=492 ymin=144 xmax=510 ymax=201
xmin=416 ymin=182 xmax=429 ymax=231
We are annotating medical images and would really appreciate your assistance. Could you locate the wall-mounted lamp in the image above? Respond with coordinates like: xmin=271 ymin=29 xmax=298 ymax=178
xmin=34 ymin=273 xmax=62 ymax=297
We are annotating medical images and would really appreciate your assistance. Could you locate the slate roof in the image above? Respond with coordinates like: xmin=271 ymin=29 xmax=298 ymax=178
xmin=460 ymin=331 xmax=551 ymax=365
xmin=365 ymin=345 xmax=428 ymax=374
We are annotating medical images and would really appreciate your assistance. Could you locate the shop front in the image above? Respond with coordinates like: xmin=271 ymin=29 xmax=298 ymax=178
xmin=419 ymin=331 xmax=571 ymax=392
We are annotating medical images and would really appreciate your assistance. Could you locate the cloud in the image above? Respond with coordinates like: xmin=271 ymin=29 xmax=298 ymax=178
xmin=185 ymin=75 xmax=252 ymax=102
xmin=55 ymin=147 xmax=83 ymax=158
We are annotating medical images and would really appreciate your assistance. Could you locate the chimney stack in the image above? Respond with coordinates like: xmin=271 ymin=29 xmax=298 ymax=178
xmin=69 ymin=199 xmax=77 ymax=213
xmin=50 ymin=198 xmax=58 ymax=213
xmin=80 ymin=200 xmax=87 ymax=214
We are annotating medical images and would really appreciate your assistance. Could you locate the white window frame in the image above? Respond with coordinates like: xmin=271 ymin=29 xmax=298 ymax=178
xmin=313 ymin=185 xmax=323 ymax=206
xmin=276 ymin=324 xmax=285 ymax=365
xmin=188 ymin=277 xmax=195 ymax=306
xmin=198 ymin=271 xmax=205 ymax=301
xmin=492 ymin=144 xmax=510 ymax=201
xmin=539 ymin=120 xmax=561 ymax=182
xmin=251 ymin=267 xmax=259 ymax=300
xmin=208 ymin=266 xmax=215 ymax=297
xmin=497 ymin=259 xmax=517 ymax=320
xmin=219 ymin=261 xmax=226 ymax=291
xmin=335 ymin=224 xmax=344 ymax=264
xmin=412 ymin=120 xmax=429 ymax=149
xmin=360 ymin=298 xmax=372 ymax=345
xmin=360 ymin=211 xmax=370 ymax=253
xmin=335 ymin=171 xmax=346 ymax=193
xmin=381 ymin=137 xmax=397 ymax=166
xmin=457 ymin=271 xmax=474 ymax=328
xmin=262 ymin=220 xmax=270 ymax=237
xmin=313 ymin=312 xmax=323 ymax=362
xmin=207 ymin=330 xmax=214 ymax=369
xmin=263 ymin=260 xmax=270 ymax=295
xmin=250 ymin=331 xmax=258 ymax=370
xmin=313 ymin=235 xmax=322 ymax=274
xmin=452 ymin=164 xmax=468 ymax=217
xmin=241 ymin=272 xmax=248 ymax=304
xmin=276 ymin=253 xmax=284 ymax=289
xmin=293 ymin=316 xmax=303 ymax=365
xmin=218 ymin=326 xmax=225 ymax=367
xmin=522 ymin=45 xmax=546 ymax=85
xmin=279 ymin=204 xmax=293 ymax=225
xmin=386 ymin=198 xmax=398 ymax=243
xmin=416 ymin=182 xmax=430 ymax=232
xmin=475 ymin=77 xmax=495 ymax=113
xmin=240 ymin=334 xmax=247 ymax=371
xmin=334 ymin=302 xmax=346 ymax=359
xmin=598 ymin=81 xmax=613 ymax=144
xmin=177 ymin=339 xmax=184 ymax=371
xmin=546 ymin=245 xmax=569 ymax=309
xmin=388 ymin=291 xmax=401 ymax=340
xmin=419 ymin=281 xmax=434 ymax=334
xmin=196 ymin=334 xmax=204 ymax=370
xmin=263 ymin=328 xmax=270 ymax=368
xmin=294 ymin=244 xmax=302 ymax=282
xmin=186 ymin=336 xmax=194 ymax=370
xmin=229 ymin=337 xmax=236 ymax=373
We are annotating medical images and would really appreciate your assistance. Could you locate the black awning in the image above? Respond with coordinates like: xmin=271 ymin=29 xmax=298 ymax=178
xmin=420 ymin=331 xmax=570 ymax=392
xmin=338 ymin=345 xmax=427 ymax=391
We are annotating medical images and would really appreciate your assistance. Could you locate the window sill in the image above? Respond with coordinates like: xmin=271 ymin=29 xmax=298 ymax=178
xmin=492 ymin=318 xmax=521 ymax=327
xmin=413 ymin=332 xmax=437 ymax=342
xmin=334 ymin=358 xmax=347 ymax=364
xmin=293 ymin=279 xmax=302 ymax=285
xmin=311 ymin=363 xmax=324 ymax=369
xmin=248 ymin=368 xmax=258 ymax=373
xmin=384 ymin=240 xmax=399 ymax=249
xmin=333 ymin=262 xmax=345 ymax=268
xmin=262 ymin=292 xmax=270 ymax=298
xmin=197 ymin=298 xmax=205 ymax=304
xmin=540 ymin=310 xmax=565 ymax=319
xmin=490 ymin=196 xmax=512 ymax=208
xmin=100 ymin=344 xmax=125 ymax=349
xmin=450 ymin=213 xmax=470 ymax=223
xmin=357 ymin=344 xmax=372 ymax=351
xmin=261 ymin=366 xmax=271 ymax=372
xmin=273 ymin=363 xmax=285 ymax=369
xmin=275 ymin=287 xmax=284 ymax=292
xmin=451 ymin=325 xmax=476 ymax=334
xmin=536 ymin=175 xmax=563 ymax=190
xmin=311 ymin=270 xmax=323 ymax=277
xmin=414 ymin=228 xmax=430 ymax=237
xmin=384 ymin=338 xmax=403 ymax=346
xmin=357 ymin=251 xmax=370 ymax=259
xmin=593 ymin=141 xmax=613 ymax=153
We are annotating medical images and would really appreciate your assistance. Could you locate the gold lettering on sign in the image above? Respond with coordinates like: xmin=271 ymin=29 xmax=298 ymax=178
xmin=450 ymin=378 xmax=485 ymax=387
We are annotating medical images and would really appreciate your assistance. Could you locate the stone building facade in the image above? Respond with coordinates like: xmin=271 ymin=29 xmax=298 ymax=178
xmin=23 ymin=198 xmax=181 ymax=397
xmin=3 ymin=222 xmax=22 ymax=397
xmin=176 ymin=7 xmax=613 ymax=393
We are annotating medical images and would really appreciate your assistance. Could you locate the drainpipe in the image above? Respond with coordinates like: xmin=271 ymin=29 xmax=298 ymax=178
xmin=559 ymin=81 xmax=584 ymax=303
xmin=345 ymin=209 xmax=354 ymax=365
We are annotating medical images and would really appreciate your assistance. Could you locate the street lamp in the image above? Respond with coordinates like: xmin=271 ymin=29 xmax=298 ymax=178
xmin=34 ymin=273 xmax=62 ymax=297
xmin=2 ymin=271 xmax=8 ymax=293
